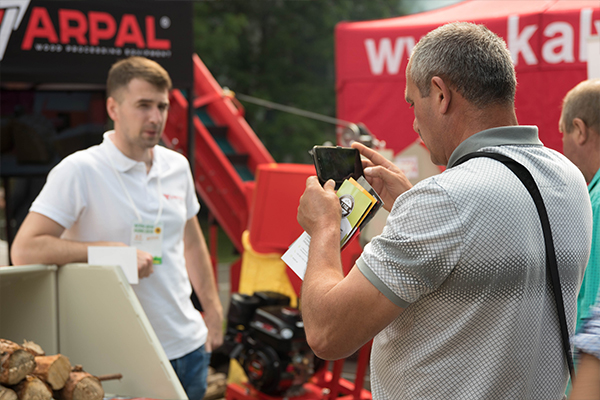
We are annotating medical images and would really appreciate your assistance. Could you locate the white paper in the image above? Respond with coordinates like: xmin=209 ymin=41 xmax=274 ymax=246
xmin=281 ymin=232 xmax=311 ymax=280
xmin=88 ymin=246 xmax=138 ymax=284
xmin=282 ymin=221 xmax=355 ymax=280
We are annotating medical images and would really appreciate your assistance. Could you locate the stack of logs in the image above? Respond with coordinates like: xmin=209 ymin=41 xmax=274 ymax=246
xmin=0 ymin=339 xmax=105 ymax=400
xmin=204 ymin=367 xmax=227 ymax=400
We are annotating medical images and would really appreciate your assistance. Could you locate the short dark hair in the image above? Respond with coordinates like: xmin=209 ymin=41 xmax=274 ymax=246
xmin=408 ymin=22 xmax=516 ymax=108
xmin=106 ymin=56 xmax=172 ymax=98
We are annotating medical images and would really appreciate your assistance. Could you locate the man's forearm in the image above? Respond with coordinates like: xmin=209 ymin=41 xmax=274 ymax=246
xmin=185 ymin=245 xmax=223 ymax=320
xmin=301 ymin=225 xmax=403 ymax=361
xmin=570 ymin=352 xmax=600 ymax=399
xmin=185 ymin=244 xmax=223 ymax=352
xmin=297 ymin=176 xmax=402 ymax=360
xmin=183 ymin=218 xmax=224 ymax=348
xmin=184 ymin=233 xmax=222 ymax=311
xmin=193 ymin=269 xmax=223 ymax=324
xmin=10 ymin=212 xmax=123 ymax=267
xmin=301 ymin=225 xmax=348 ymax=357
xmin=11 ymin=235 xmax=118 ymax=266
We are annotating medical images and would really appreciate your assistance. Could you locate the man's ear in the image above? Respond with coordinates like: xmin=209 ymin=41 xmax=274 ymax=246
xmin=431 ymin=76 xmax=451 ymax=114
xmin=106 ymin=96 xmax=118 ymax=122
xmin=572 ymin=118 xmax=589 ymax=145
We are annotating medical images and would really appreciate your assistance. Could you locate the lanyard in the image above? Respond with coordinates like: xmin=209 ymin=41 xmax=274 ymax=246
xmin=107 ymin=152 xmax=163 ymax=224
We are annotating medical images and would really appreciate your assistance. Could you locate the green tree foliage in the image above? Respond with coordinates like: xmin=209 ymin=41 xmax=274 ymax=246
xmin=193 ymin=1 xmax=412 ymax=163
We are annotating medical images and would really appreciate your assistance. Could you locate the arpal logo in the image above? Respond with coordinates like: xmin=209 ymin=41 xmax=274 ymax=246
xmin=0 ymin=0 xmax=30 ymax=60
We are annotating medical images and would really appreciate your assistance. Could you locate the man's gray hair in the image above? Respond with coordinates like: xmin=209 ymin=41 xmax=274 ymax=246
xmin=408 ymin=22 xmax=516 ymax=108
xmin=560 ymin=79 xmax=600 ymax=134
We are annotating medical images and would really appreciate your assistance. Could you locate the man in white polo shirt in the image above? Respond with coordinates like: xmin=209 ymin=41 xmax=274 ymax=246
xmin=297 ymin=23 xmax=592 ymax=399
xmin=10 ymin=56 xmax=223 ymax=400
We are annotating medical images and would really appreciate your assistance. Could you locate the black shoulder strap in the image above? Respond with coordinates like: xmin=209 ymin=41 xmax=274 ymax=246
xmin=454 ymin=151 xmax=574 ymax=378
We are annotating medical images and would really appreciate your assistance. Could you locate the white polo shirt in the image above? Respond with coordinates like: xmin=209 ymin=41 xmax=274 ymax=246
xmin=358 ymin=126 xmax=592 ymax=399
xmin=31 ymin=131 xmax=206 ymax=360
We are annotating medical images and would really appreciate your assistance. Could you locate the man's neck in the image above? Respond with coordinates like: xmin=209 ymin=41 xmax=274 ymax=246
xmin=584 ymin=159 xmax=600 ymax=184
xmin=444 ymin=104 xmax=519 ymax=164
xmin=465 ymin=104 xmax=518 ymax=137
xmin=581 ymin=131 xmax=600 ymax=184
xmin=109 ymin=132 xmax=154 ymax=173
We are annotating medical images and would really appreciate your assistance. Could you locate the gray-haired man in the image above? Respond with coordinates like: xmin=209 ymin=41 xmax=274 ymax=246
xmin=297 ymin=22 xmax=592 ymax=399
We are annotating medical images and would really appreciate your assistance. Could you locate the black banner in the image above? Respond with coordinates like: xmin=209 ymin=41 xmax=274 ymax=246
xmin=0 ymin=0 xmax=193 ymax=88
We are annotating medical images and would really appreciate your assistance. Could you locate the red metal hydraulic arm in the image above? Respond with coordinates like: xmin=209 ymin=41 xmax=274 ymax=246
xmin=163 ymin=54 xmax=275 ymax=253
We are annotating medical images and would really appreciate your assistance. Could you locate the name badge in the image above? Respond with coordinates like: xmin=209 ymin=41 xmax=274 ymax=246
xmin=131 ymin=221 xmax=164 ymax=265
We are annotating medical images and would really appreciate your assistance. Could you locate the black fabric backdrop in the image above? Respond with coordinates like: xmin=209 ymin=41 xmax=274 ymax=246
xmin=0 ymin=0 xmax=193 ymax=88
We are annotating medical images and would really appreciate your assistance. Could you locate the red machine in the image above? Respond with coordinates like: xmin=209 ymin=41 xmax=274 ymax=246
xmin=162 ymin=55 xmax=371 ymax=400
xmin=220 ymin=290 xmax=372 ymax=400
xmin=224 ymin=352 xmax=372 ymax=400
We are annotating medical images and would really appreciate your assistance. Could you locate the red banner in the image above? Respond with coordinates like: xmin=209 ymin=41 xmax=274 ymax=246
xmin=336 ymin=0 xmax=600 ymax=155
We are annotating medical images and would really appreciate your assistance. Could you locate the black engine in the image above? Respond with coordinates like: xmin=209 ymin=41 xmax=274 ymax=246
xmin=223 ymin=291 xmax=318 ymax=396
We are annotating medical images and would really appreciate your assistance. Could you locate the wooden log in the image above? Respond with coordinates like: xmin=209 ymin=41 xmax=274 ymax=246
xmin=204 ymin=368 xmax=227 ymax=400
xmin=95 ymin=374 xmax=122 ymax=382
xmin=32 ymin=355 xmax=71 ymax=390
xmin=20 ymin=342 xmax=44 ymax=357
xmin=206 ymin=371 xmax=226 ymax=386
xmin=56 ymin=371 xmax=103 ymax=400
xmin=0 ymin=340 xmax=36 ymax=386
xmin=12 ymin=375 xmax=52 ymax=400
xmin=0 ymin=385 xmax=17 ymax=400
xmin=204 ymin=372 xmax=227 ymax=400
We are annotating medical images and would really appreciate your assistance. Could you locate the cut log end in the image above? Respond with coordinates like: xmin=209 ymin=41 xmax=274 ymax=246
xmin=0 ymin=347 xmax=36 ymax=386
xmin=34 ymin=354 xmax=71 ymax=390
xmin=57 ymin=372 xmax=104 ymax=400
xmin=0 ymin=385 xmax=17 ymax=400
xmin=13 ymin=375 xmax=52 ymax=400
xmin=72 ymin=377 xmax=103 ymax=400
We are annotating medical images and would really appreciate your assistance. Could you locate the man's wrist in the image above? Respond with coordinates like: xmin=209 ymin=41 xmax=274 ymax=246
xmin=310 ymin=222 xmax=340 ymax=245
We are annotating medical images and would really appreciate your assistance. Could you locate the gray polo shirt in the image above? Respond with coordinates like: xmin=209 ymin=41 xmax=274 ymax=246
xmin=358 ymin=126 xmax=592 ymax=399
